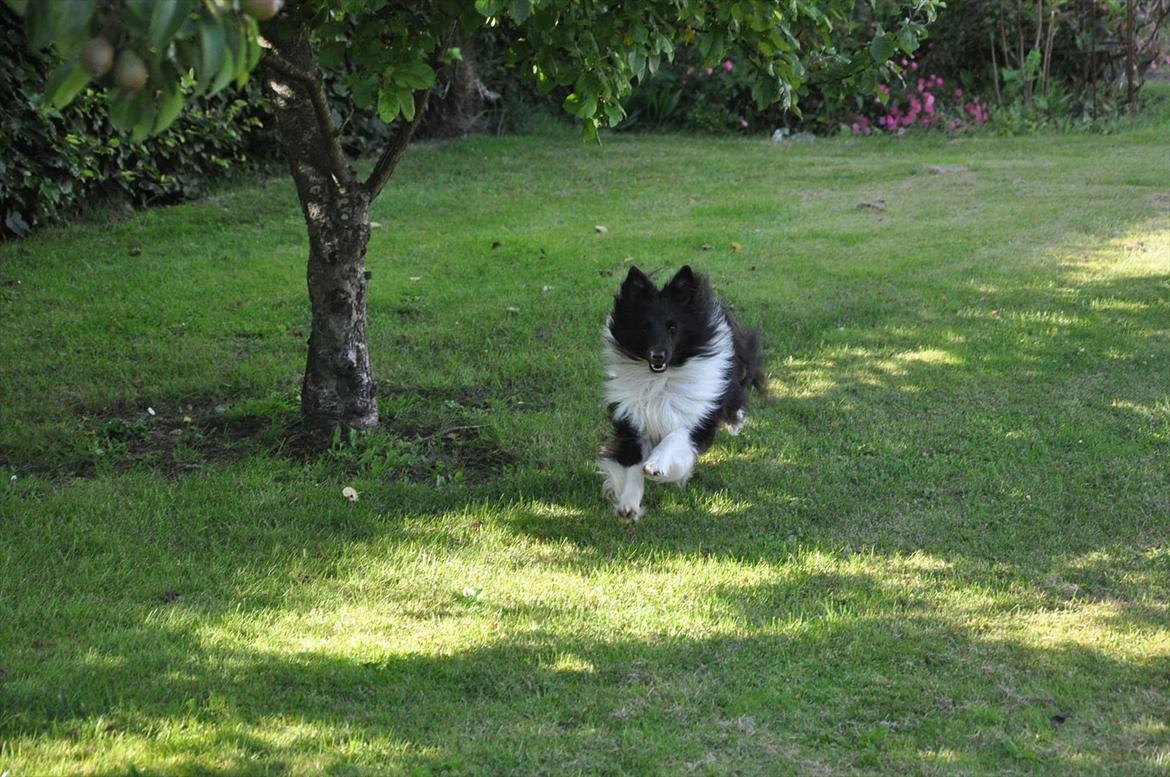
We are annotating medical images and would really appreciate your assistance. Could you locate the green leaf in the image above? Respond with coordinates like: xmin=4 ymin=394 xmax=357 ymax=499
xmin=242 ymin=16 xmax=261 ymax=73
xmin=897 ymin=25 xmax=918 ymax=55
xmin=319 ymin=41 xmax=346 ymax=68
xmin=581 ymin=117 xmax=599 ymax=143
xmin=400 ymin=92 xmax=416 ymax=122
xmin=563 ymin=91 xmax=597 ymax=120
xmin=109 ymin=88 xmax=145 ymax=132
xmin=391 ymin=61 xmax=435 ymax=90
xmin=603 ymin=101 xmax=625 ymax=127
xmin=209 ymin=37 xmax=236 ymax=94
xmin=377 ymin=87 xmax=401 ymax=122
xmin=24 ymin=0 xmax=50 ymax=49
xmin=149 ymin=0 xmax=192 ymax=49
xmin=154 ymin=78 xmax=185 ymax=134
xmin=869 ymin=34 xmax=895 ymax=63
xmin=129 ymin=92 xmax=157 ymax=142
xmin=44 ymin=60 xmax=90 ymax=109
xmin=46 ymin=0 xmax=94 ymax=39
xmin=508 ymin=0 xmax=531 ymax=23
xmin=196 ymin=13 xmax=226 ymax=95
xmin=474 ymin=0 xmax=503 ymax=17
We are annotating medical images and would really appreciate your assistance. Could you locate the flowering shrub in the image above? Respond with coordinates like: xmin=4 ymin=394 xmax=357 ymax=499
xmin=850 ymin=54 xmax=990 ymax=136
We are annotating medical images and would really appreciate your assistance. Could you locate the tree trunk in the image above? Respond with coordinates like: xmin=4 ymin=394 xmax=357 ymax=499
xmin=263 ymin=32 xmax=379 ymax=433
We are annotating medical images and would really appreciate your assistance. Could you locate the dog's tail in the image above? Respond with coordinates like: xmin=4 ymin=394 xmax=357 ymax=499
xmin=731 ymin=321 xmax=768 ymax=397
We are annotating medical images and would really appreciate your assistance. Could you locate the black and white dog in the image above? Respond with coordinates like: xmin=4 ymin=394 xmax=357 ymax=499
xmin=599 ymin=265 xmax=766 ymax=520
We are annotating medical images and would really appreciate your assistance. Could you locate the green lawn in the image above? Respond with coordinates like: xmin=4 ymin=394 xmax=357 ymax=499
xmin=1 ymin=108 xmax=1168 ymax=775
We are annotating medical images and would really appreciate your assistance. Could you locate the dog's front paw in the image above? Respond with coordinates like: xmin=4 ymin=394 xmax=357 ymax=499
xmin=726 ymin=408 xmax=746 ymax=436
xmin=641 ymin=461 xmax=667 ymax=482
xmin=615 ymin=503 xmax=644 ymax=522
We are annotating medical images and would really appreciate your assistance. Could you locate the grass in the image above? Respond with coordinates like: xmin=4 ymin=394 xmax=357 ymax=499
xmin=1 ymin=100 xmax=1168 ymax=774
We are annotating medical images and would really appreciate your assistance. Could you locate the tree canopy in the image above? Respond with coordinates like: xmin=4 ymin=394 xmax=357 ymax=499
xmin=14 ymin=0 xmax=938 ymax=144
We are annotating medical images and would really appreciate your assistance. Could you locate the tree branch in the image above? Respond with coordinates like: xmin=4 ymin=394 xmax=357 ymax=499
xmin=260 ymin=39 xmax=354 ymax=187
xmin=362 ymin=90 xmax=433 ymax=201
xmin=362 ymin=21 xmax=459 ymax=201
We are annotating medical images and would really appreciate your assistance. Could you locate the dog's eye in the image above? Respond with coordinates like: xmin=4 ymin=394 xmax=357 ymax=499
xmin=667 ymin=322 xmax=678 ymax=333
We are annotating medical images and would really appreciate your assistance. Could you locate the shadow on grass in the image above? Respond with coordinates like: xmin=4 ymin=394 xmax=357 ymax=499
xmin=4 ymin=570 xmax=1163 ymax=775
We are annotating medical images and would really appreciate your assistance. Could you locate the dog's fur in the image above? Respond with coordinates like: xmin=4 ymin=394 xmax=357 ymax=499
xmin=599 ymin=265 xmax=766 ymax=520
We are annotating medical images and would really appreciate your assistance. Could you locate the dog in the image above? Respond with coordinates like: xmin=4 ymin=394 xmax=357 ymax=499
xmin=599 ymin=265 xmax=766 ymax=520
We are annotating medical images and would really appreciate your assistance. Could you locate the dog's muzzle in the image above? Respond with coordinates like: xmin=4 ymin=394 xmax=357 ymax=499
xmin=648 ymin=350 xmax=667 ymax=372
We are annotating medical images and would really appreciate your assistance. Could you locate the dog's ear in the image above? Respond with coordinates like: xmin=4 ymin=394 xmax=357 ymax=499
xmin=620 ymin=265 xmax=654 ymax=298
xmin=666 ymin=265 xmax=698 ymax=298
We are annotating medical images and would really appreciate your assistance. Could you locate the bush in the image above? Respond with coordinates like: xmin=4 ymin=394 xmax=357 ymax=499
xmin=0 ymin=6 xmax=279 ymax=239
xmin=617 ymin=1 xmax=1169 ymax=136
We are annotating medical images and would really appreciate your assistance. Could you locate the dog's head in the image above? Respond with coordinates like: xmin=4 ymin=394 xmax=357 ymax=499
xmin=608 ymin=265 xmax=715 ymax=373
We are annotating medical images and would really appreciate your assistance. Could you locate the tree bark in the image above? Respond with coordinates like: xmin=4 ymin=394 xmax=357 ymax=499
xmin=263 ymin=31 xmax=379 ymax=432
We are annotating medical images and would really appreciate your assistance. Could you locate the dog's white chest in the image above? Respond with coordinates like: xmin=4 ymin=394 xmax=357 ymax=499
xmin=603 ymin=323 xmax=733 ymax=444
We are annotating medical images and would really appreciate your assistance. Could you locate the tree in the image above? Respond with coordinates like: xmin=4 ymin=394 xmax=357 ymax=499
xmin=12 ymin=0 xmax=937 ymax=433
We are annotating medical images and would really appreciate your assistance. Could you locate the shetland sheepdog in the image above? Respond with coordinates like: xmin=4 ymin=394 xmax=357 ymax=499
xmin=599 ymin=265 xmax=766 ymax=520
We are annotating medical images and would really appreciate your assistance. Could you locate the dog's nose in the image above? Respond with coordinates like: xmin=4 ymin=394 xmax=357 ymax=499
xmin=649 ymin=349 xmax=667 ymax=368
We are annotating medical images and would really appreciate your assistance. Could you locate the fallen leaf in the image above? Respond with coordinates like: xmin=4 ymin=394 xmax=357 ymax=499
xmin=342 ymin=486 xmax=359 ymax=502
xmin=409 ymin=276 xmax=422 ymax=282
xmin=370 ymin=221 xmax=383 ymax=229
xmin=542 ymin=285 xmax=553 ymax=292
xmin=730 ymin=241 xmax=743 ymax=251
xmin=506 ymin=306 xmax=520 ymax=313
xmin=595 ymin=225 xmax=608 ymax=234
xmin=468 ymin=520 xmax=482 ymax=531
xmin=128 ymin=246 xmax=142 ymax=257
xmin=182 ymin=415 xmax=193 ymax=424
xmin=147 ymin=407 xmax=156 ymax=416
xmin=699 ymin=242 xmax=712 ymax=250
xmin=856 ymin=200 xmax=885 ymax=211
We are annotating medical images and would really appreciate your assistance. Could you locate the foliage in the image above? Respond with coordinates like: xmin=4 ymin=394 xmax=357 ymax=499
xmin=0 ymin=6 xmax=275 ymax=238
xmin=619 ymin=1 xmax=1170 ymax=135
xmin=616 ymin=1 xmax=946 ymax=134
xmin=10 ymin=0 xmax=940 ymax=144
xmin=915 ymin=0 xmax=1169 ymax=120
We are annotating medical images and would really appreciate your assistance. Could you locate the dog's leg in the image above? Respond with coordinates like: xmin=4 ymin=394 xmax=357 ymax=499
xmin=615 ymin=465 xmax=645 ymax=522
xmin=726 ymin=407 xmax=746 ymax=435
xmin=598 ymin=457 xmax=627 ymax=502
xmin=601 ymin=416 xmax=647 ymax=521
xmin=642 ymin=429 xmax=697 ymax=485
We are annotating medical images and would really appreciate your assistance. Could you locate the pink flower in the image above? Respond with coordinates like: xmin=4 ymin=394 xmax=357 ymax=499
xmin=705 ymin=67 xmax=714 ymax=76
xmin=878 ymin=84 xmax=890 ymax=95
xmin=910 ymin=61 xmax=918 ymax=71
xmin=917 ymin=78 xmax=925 ymax=93
xmin=723 ymin=60 xmax=734 ymax=73
xmin=901 ymin=58 xmax=909 ymax=66
xmin=954 ymin=88 xmax=963 ymax=98
xmin=739 ymin=118 xmax=748 ymax=128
